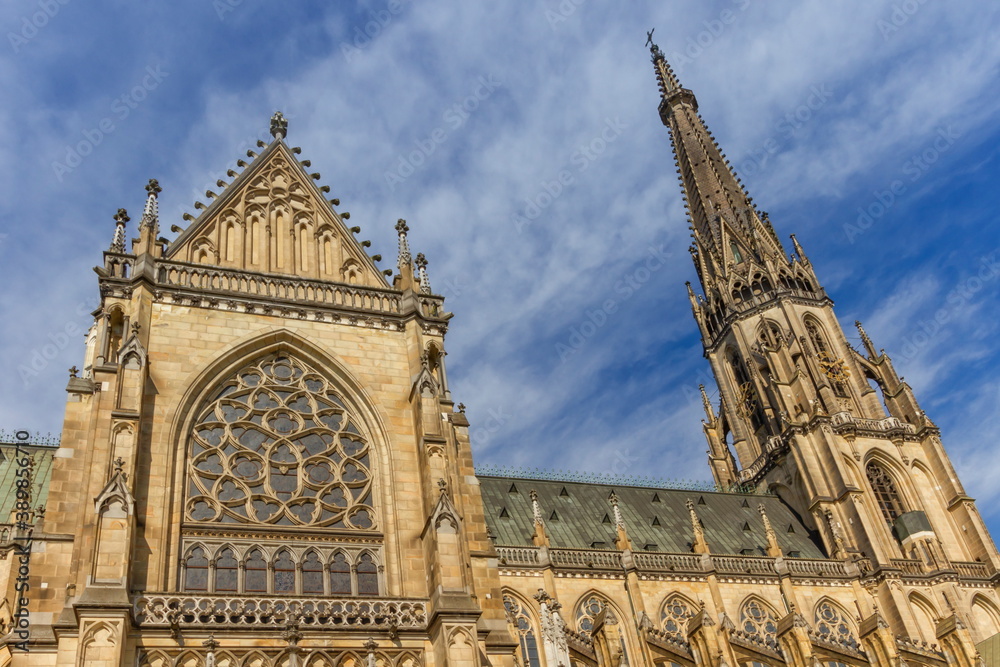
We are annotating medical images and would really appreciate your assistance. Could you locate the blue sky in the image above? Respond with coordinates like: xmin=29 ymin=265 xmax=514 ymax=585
xmin=2 ymin=1 xmax=1000 ymax=536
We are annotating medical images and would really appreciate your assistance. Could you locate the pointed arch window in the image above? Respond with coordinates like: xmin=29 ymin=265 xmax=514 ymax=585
xmin=184 ymin=547 xmax=209 ymax=592
xmin=727 ymin=350 xmax=767 ymax=434
xmin=185 ymin=353 xmax=376 ymax=530
xmin=740 ymin=598 xmax=778 ymax=643
xmin=660 ymin=595 xmax=693 ymax=638
xmin=866 ymin=462 xmax=906 ymax=524
xmin=731 ymin=242 xmax=744 ymax=264
xmin=805 ymin=319 xmax=848 ymax=397
xmin=244 ymin=549 xmax=267 ymax=593
xmin=272 ymin=549 xmax=295 ymax=593
xmin=504 ymin=595 xmax=541 ymax=667
xmin=302 ymin=551 xmax=325 ymax=594
xmin=215 ymin=548 xmax=239 ymax=593
xmin=329 ymin=552 xmax=352 ymax=595
xmin=814 ymin=600 xmax=858 ymax=649
xmin=356 ymin=552 xmax=379 ymax=596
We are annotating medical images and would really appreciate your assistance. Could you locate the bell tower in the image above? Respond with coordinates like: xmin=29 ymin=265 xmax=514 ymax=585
xmin=648 ymin=32 xmax=1000 ymax=620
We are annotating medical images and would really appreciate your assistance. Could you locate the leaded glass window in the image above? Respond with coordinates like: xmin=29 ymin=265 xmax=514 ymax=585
xmin=330 ymin=552 xmax=352 ymax=595
xmin=504 ymin=595 xmax=541 ymax=667
xmin=186 ymin=354 xmax=376 ymax=530
xmin=245 ymin=549 xmax=267 ymax=593
xmin=660 ymin=595 xmax=692 ymax=638
xmin=866 ymin=462 xmax=905 ymax=524
xmin=215 ymin=548 xmax=238 ymax=592
xmin=273 ymin=549 xmax=295 ymax=593
xmin=302 ymin=551 xmax=324 ymax=594
xmin=184 ymin=547 xmax=209 ymax=591
xmin=740 ymin=599 xmax=778 ymax=642
xmin=357 ymin=552 xmax=379 ymax=596
xmin=815 ymin=601 xmax=858 ymax=649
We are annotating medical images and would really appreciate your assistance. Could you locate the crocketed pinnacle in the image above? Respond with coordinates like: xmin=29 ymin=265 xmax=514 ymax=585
xmin=395 ymin=219 xmax=411 ymax=271
xmin=110 ymin=209 xmax=129 ymax=253
xmin=415 ymin=253 xmax=431 ymax=294
xmin=139 ymin=179 xmax=161 ymax=233
xmin=270 ymin=111 xmax=288 ymax=140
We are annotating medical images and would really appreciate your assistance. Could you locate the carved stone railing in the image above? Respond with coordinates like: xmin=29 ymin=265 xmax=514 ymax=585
xmin=807 ymin=628 xmax=867 ymax=661
xmin=549 ymin=549 xmax=622 ymax=570
xmin=952 ymin=560 xmax=993 ymax=579
xmin=156 ymin=260 xmax=403 ymax=315
xmin=103 ymin=251 xmax=135 ymax=280
xmin=738 ymin=437 xmax=790 ymax=484
xmin=854 ymin=557 xmax=873 ymax=574
xmin=632 ymin=552 xmax=704 ymax=572
xmin=727 ymin=629 xmax=784 ymax=660
xmin=496 ymin=546 xmax=540 ymax=567
xmin=895 ymin=636 xmax=947 ymax=662
xmin=644 ymin=626 xmax=693 ymax=657
xmin=133 ymin=595 xmax=427 ymax=629
xmin=830 ymin=411 xmax=916 ymax=436
xmin=711 ymin=555 xmax=778 ymax=576
xmin=784 ymin=558 xmax=853 ymax=578
xmin=888 ymin=558 xmax=925 ymax=576
xmin=564 ymin=627 xmax=596 ymax=658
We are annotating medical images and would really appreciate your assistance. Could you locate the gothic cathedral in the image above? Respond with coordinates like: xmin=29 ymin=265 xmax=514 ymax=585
xmin=0 ymin=40 xmax=997 ymax=667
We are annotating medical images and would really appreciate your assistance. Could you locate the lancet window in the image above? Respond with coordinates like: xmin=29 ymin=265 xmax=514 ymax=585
xmin=660 ymin=595 xmax=693 ymax=638
xmin=185 ymin=353 xmax=376 ymax=530
xmin=866 ymin=462 xmax=906 ymax=524
xmin=503 ymin=595 xmax=541 ymax=667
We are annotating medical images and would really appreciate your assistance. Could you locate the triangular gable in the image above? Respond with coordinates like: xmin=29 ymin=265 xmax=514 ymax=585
xmin=166 ymin=139 xmax=387 ymax=288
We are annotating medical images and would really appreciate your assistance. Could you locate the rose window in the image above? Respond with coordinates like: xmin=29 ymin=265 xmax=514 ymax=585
xmin=185 ymin=354 xmax=376 ymax=529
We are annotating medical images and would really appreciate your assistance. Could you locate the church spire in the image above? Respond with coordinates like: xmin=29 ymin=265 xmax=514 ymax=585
xmin=649 ymin=33 xmax=790 ymax=291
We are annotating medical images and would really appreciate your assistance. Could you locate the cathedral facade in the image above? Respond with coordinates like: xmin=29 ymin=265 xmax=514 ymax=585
xmin=0 ymin=41 xmax=998 ymax=667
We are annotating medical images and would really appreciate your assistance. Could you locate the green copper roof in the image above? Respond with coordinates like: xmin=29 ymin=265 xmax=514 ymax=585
xmin=0 ymin=442 xmax=57 ymax=523
xmin=478 ymin=476 xmax=825 ymax=557
xmin=978 ymin=632 xmax=1000 ymax=666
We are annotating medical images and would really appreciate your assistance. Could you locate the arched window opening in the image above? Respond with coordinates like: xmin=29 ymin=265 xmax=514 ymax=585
xmin=329 ymin=552 xmax=352 ymax=595
xmin=866 ymin=462 xmax=906 ymax=525
xmin=814 ymin=600 xmax=858 ymax=649
xmin=184 ymin=353 xmax=376 ymax=530
xmin=740 ymin=598 xmax=778 ymax=643
xmin=727 ymin=350 xmax=768 ymax=435
xmin=504 ymin=595 xmax=541 ymax=667
xmin=184 ymin=547 xmax=209 ymax=592
xmin=273 ymin=550 xmax=295 ymax=594
xmin=805 ymin=319 xmax=848 ymax=397
xmin=215 ymin=548 xmax=239 ymax=593
xmin=731 ymin=242 xmax=744 ymax=264
xmin=660 ymin=595 xmax=693 ymax=638
xmin=244 ymin=549 xmax=267 ymax=593
xmin=356 ymin=552 xmax=379 ymax=596
xmin=577 ymin=595 xmax=616 ymax=636
xmin=302 ymin=551 xmax=325 ymax=594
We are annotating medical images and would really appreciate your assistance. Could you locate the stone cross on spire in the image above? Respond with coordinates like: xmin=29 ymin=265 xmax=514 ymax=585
xmin=110 ymin=208 xmax=129 ymax=252
xmin=415 ymin=253 xmax=432 ymax=294
xmin=270 ymin=111 xmax=288 ymax=140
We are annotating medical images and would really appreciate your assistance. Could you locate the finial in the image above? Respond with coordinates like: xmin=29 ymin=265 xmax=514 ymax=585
xmin=113 ymin=457 xmax=125 ymax=474
xmin=145 ymin=178 xmax=161 ymax=197
xmin=855 ymin=320 xmax=878 ymax=359
xmin=110 ymin=208 xmax=129 ymax=252
xmin=437 ymin=478 xmax=448 ymax=495
xmin=790 ymin=233 xmax=807 ymax=261
xmin=415 ymin=252 xmax=432 ymax=294
xmin=457 ymin=402 xmax=466 ymax=413
xmin=396 ymin=218 xmax=412 ymax=270
xmin=69 ymin=366 xmax=79 ymax=379
xmin=270 ymin=111 xmax=288 ymax=140
xmin=203 ymin=634 xmax=219 ymax=667
xmin=645 ymin=28 xmax=664 ymax=60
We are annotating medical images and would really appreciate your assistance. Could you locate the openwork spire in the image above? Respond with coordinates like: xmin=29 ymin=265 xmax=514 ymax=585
xmin=415 ymin=253 xmax=432 ymax=294
xmin=395 ymin=219 xmax=411 ymax=270
xmin=270 ymin=111 xmax=288 ymax=140
xmin=139 ymin=179 xmax=161 ymax=232
xmin=110 ymin=208 xmax=129 ymax=252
